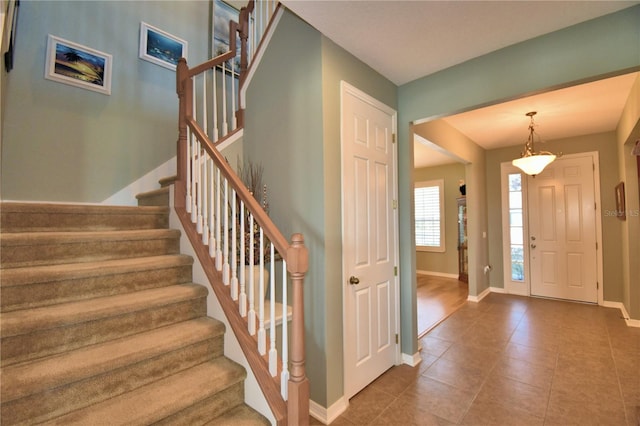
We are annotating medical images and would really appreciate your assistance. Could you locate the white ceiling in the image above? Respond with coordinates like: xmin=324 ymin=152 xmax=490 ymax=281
xmin=281 ymin=0 xmax=637 ymax=86
xmin=280 ymin=0 xmax=639 ymax=168
xmin=415 ymin=71 xmax=639 ymax=168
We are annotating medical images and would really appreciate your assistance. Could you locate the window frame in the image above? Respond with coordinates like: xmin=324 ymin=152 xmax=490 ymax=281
xmin=415 ymin=179 xmax=446 ymax=253
xmin=500 ymin=163 xmax=530 ymax=296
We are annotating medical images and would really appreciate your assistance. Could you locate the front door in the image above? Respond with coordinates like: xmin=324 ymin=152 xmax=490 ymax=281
xmin=341 ymin=82 xmax=398 ymax=399
xmin=528 ymin=154 xmax=598 ymax=303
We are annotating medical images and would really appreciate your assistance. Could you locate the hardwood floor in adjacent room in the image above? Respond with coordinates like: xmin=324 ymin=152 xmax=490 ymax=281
xmin=417 ymin=274 xmax=468 ymax=337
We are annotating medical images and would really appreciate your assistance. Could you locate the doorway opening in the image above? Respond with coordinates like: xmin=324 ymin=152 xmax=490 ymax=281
xmin=413 ymin=134 xmax=469 ymax=337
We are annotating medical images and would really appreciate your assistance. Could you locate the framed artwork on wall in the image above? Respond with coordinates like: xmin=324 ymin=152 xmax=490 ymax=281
xmin=139 ymin=22 xmax=187 ymax=70
xmin=213 ymin=0 xmax=241 ymax=72
xmin=45 ymin=35 xmax=112 ymax=95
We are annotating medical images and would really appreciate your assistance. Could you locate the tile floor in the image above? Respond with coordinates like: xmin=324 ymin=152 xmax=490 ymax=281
xmin=313 ymin=293 xmax=640 ymax=425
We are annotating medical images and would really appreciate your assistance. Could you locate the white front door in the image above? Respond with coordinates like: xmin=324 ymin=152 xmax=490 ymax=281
xmin=528 ymin=154 xmax=598 ymax=303
xmin=341 ymin=82 xmax=398 ymax=399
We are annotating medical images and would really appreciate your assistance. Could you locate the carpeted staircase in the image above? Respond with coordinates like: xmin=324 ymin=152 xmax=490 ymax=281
xmin=0 ymin=200 xmax=270 ymax=425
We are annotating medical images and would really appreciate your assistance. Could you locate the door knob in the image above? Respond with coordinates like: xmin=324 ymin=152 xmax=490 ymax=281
xmin=531 ymin=244 xmax=537 ymax=249
xmin=349 ymin=276 xmax=360 ymax=285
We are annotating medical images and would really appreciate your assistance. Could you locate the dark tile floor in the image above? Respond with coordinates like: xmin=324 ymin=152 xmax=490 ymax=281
xmin=312 ymin=293 xmax=640 ymax=425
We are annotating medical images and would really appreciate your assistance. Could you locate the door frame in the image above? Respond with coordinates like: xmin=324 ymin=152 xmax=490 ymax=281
xmin=339 ymin=81 xmax=401 ymax=399
xmin=500 ymin=151 xmax=604 ymax=304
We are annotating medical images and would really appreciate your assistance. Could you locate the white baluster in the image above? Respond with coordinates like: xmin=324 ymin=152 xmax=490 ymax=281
xmin=231 ymin=55 xmax=236 ymax=131
xmin=215 ymin=168 xmax=222 ymax=269
xmin=201 ymin=77 xmax=209 ymax=245
xmin=186 ymin=126 xmax=192 ymax=214
xmin=258 ymin=227 xmax=266 ymax=355
xmin=208 ymin=159 xmax=215 ymax=256
xmin=195 ymin=138 xmax=202 ymax=230
xmin=239 ymin=202 xmax=247 ymax=317
xmin=230 ymin=188 xmax=238 ymax=300
xmin=212 ymin=68 xmax=219 ymax=142
xmin=248 ymin=215 xmax=256 ymax=335
xmin=281 ymin=258 xmax=289 ymax=400
xmin=202 ymin=156 xmax=209 ymax=246
xmin=222 ymin=178 xmax=230 ymax=285
xmin=269 ymin=242 xmax=277 ymax=376
xmin=196 ymin=139 xmax=203 ymax=233
xmin=222 ymin=61 xmax=228 ymax=136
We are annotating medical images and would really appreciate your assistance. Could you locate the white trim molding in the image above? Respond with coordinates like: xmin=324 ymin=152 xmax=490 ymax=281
xmin=417 ymin=270 xmax=459 ymax=279
xmin=602 ymin=301 xmax=640 ymax=328
xmin=309 ymin=397 xmax=349 ymax=425
xmin=467 ymin=287 xmax=491 ymax=302
xmin=401 ymin=351 xmax=422 ymax=367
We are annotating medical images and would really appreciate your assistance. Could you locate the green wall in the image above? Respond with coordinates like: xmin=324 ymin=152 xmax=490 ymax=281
xmin=243 ymin=10 xmax=325 ymax=405
xmin=244 ymin=9 xmax=397 ymax=409
xmin=414 ymin=163 xmax=466 ymax=276
xmin=397 ymin=5 xmax=640 ymax=356
xmin=485 ymin=132 xmax=624 ymax=302
xmin=2 ymin=1 xmax=210 ymax=202
xmin=320 ymin=36 xmax=397 ymax=407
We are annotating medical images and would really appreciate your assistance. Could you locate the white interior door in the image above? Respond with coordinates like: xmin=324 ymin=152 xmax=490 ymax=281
xmin=341 ymin=82 xmax=398 ymax=399
xmin=528 ymin=154 xmax=598 ymax=303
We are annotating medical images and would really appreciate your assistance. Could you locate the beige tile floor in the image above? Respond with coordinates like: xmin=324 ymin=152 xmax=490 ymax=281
xmin=312 ymin=293 xmax=640 ymax=425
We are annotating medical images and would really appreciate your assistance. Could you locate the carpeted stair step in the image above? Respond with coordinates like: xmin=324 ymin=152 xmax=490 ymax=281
xmin=0 ymin=202 xmax=168 ymax=232
xmin=0 ymin=317 xmax=225 ymax=425
xmin=0 ymin=284 xmax=208 ymax=366
xmin=204 ymin=404 xmax=271 ymax=425
xmin=136 ymin=186 xmax=170 ymax=206
xmin=0 ymin=229 xmax=180 ymax=269
xmin=42 ymin=357 xmax=248 ymax=426
xmin=1 ymin=255 xmax=194 ymax=312
xmin=159 ymin=175 xmax=178 ymax=188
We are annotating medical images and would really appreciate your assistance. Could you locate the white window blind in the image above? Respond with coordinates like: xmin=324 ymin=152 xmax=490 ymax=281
xmin=415 ymin=179 xmax=445 ymax=252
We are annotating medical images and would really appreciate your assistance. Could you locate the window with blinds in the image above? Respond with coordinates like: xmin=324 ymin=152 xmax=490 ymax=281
xmin=415 ymin=179 xmax=445 ymax=252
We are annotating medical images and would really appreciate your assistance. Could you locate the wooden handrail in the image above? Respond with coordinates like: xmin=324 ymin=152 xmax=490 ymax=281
xmin=175 ymin=2 xmax=309 ymax=425
xmin=185 ymin=116 xmax=289 ymax=255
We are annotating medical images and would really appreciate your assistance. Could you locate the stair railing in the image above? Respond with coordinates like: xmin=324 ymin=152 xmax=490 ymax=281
xmin=174 ymin=2 xmax=309 ymax=425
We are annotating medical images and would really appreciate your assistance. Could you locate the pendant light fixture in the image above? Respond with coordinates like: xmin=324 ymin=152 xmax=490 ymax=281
xmin=512 ymin=111 xmax=557 ymax=176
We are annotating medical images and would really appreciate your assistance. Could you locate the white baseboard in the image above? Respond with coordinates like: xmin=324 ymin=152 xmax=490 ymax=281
xmin=467 ymin=286 xmax=491 ymax=303
xmin=490 ymin=286 xmax=506 ymax=294
xmin=401 ymin=351 xmax=422 ymax=367
xmin=602 ymin=301 xmax=640 ymax=327
xmin=416 ymin=270 xmax=459 ymax=279
xmin=309 ymin=397 xmax=348 ymax=425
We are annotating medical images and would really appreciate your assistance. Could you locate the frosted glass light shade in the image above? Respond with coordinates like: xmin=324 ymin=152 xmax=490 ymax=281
xmin=512 ymin=154 xmax=556 ymax=176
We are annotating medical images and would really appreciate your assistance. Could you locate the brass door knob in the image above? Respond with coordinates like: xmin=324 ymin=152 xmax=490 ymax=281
xmin=349 ymin=276 xmax=360 ymax=285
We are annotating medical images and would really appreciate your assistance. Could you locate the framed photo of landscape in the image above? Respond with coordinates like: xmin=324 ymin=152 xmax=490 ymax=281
xmin=139 ymin=22 xmax=187 ymax=70
xmin=213 ymin=0 xmax=241 ymax=72
xmin=45 ymin=35 xmax=112 ymax=95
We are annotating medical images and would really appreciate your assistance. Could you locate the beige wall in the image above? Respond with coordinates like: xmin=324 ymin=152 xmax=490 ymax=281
xmin=616 ymin=74 xmax=640 ymax=319
xmin=414 ymin=162 xmax=466 ymax=276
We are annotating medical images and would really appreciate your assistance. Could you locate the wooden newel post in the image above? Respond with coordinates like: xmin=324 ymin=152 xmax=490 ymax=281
xmin=286 ymin=233 xmax=309 ymax=426
xmin=176 ymin=58 xmax=189 ymax=192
